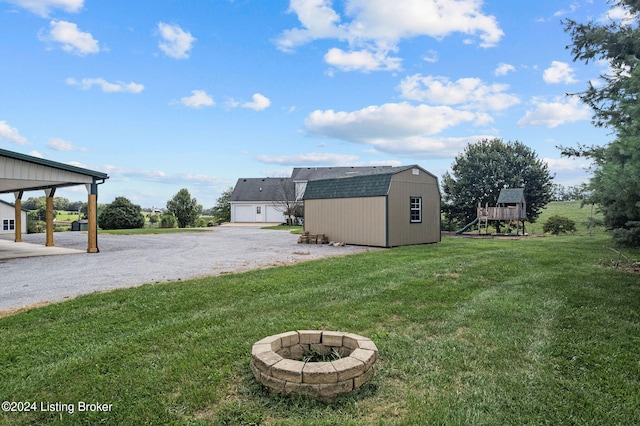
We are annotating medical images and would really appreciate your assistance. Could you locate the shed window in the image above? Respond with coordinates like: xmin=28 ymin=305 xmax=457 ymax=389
xmin=256 ymin=206 xmax=261 ymax=214
xmin=410 ymin=197 xmax=422 ymax=223
xmin=3 ymin=219 xmax=15 ymax=231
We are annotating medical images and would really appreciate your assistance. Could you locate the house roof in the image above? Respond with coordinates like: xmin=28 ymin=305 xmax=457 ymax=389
xmin=229 ymin=177 xmax=293 ymax=202
xmin=291 ymin=166 xmax=395 ymax=181
xmin=303 ymin=165 xmax=428 ymax=200
xmin=497 ymin=188 xmax=526 ymax=204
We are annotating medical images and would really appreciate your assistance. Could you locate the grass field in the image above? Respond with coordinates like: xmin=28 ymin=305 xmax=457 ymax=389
xmin=1 ymin=203 xmax=638 ymax=425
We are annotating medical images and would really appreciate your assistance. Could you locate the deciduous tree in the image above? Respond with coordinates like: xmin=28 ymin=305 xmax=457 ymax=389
xmin=213 ymin=187 xmax=233 ymax=223
xmin=166 ymin=188 xmax=202 ymax=228
xmin=442 ymin=138 xmax=553 ymax=230
xmin=98 ymin=197 xmax=145 ymax=230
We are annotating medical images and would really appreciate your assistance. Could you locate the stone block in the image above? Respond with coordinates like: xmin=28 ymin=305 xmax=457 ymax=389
xmin=276 ymin=347 xmax=291 ymax=358
xmin=276 ymin=331 xmax=300 ymax=348
xmin=353 ymin=365 xmax=375 ymax=389
xmin=261 ymin=373 xmax=286 ymax=392
xmin=302 ymin=361 xmax=337 ymax=384
xmin=350 ymin=348 xmax=376 ymax=371
xmin=298 ymin=330 xmax=322 ymax=344
xmin=289 ymin=344 xmax=308 ymax=359
xmin=310 ymin=343 xmax=330 ymax=355
xmin=356 ymin=339 xmax=378 ymax=352
xmin=284 ymin=382 xmax=320 ymax=397
xmin=322 ymin=331 xmax=344 ymax=347
xmin=331 ymin=356 xmax=365 ymax=381
xmin=255 ymin=335 xmax=282 ymax=351
xmin=318 ymin=379 xmax=353 ymax=398
xmin=342 ymin=333 xmax=361 ymax=350
xmin=250 ymin=361 xmax=262 ymax=381
xmin=271 ymin=359 xmax=304 ymax=383
xmin=251 ymin=343 xmax=273 ymax=356
xmin=252 ymin=350 xmax=283 ymax=374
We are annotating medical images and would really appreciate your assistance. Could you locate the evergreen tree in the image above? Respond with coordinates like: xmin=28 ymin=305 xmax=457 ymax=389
xmin=561 ymin=0 xmax=640 ymax=246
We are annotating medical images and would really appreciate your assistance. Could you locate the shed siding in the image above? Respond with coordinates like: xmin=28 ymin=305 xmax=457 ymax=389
xmin=387 ymin=168 xmax=440 ymax=246
xmin=304 ymin=196 xmax=387 ymax=246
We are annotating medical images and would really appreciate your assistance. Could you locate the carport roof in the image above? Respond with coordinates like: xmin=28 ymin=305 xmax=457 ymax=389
xmin=0 ymin=148 xmax=108 ymax=194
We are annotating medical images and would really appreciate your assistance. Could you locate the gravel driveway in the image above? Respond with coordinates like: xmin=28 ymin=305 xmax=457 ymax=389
xmin=0 ymin=227 xmax=379 ymax=314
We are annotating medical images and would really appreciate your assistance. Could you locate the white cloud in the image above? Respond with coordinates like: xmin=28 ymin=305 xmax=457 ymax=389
xmin=242 ymin=93 xmax=271 ymax=111
xmin=0 ymin=120 xmax=28 ymax=145
xmin=28 ymin=150 xmax=43 ymax=158
xmin=553 ymin=3 xmax=579 ymax=18
xmin=256 ymin=152 xmax=359 ymax=166
xmin=495 ymin=63 xmax=515 ymax=76
xmin=276 ymin=0 xmax=503 ymax=72
xmin=47 ymin=137 xmax=86 ymax=152
xmin=543 ymin=61 xmax=578 ymax=84
xmin=324 ymin=47 xmax=402 ymax=72
xmin=66 ymin=77 xmax=144 ymax=93
xmin=422 ymin=50 xmax=438 ymax=63
xmin=398 ymin=74 xmax=520 ymax=111
xmin=543 ymin=157 xmax=591 ymax=173
xmin=101 ymin=164 xmax=226 ymax=187
xmin=4 ymin=0 xmax=83 ymax=17
xmin=180 ymin=90 xmax=215 ymax=108
xmin=157 ymin=22 xmax=196 ymax=59
xmin=517 ymin=97 xmax=591 ymax=128
xmin=598 ymin=5 xmax=637 ymax=24
xmin=303 ymin=102 xmax=493 ymax=156
xmin=41 ymin=20 xmax=100 ymax=56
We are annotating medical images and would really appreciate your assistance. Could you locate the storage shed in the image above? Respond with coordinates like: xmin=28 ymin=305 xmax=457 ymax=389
xmin=303 ymin=165 xmax=440 ymax=247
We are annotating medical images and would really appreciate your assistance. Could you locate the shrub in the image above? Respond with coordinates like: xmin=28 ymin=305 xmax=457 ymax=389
xmin=159 ymin=214 xmax=177 ymax=228
xmin=543 ymin=215 xmax=577 ymax=235
xmin=98 ymin=197 xmax=145 ymax=230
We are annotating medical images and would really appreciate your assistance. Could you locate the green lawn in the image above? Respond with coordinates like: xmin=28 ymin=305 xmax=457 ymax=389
xmin=1 ymin=207 xmax=638 ymax=425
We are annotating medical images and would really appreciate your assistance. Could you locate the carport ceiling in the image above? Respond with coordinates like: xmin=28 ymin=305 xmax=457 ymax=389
xmin=0 ymin=148 xmax=108 ymax=194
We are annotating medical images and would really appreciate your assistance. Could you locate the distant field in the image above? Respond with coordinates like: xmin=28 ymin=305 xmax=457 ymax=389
xmin=533 ymin=200 xmax=603 ymax=236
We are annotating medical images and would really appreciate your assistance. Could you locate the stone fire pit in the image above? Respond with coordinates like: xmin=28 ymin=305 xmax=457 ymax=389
xmin=250 ymin=330 xmax=378 ymax=402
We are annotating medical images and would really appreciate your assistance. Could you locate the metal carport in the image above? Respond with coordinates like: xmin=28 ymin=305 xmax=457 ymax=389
xmin=0 ymin=148 xmax=108 ymax=253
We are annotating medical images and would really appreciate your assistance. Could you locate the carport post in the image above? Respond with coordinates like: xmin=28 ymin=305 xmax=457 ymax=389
xmin=44 ymin=188 xmax=56 ymax=247
xmin=14 ymin=191 xmax=23 ymax=242
xmin=87 ymin=180 xmax=99 ymax=253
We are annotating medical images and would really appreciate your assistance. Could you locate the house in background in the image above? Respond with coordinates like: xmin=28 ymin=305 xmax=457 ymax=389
xmin=0 ymin=199 xmax=27 ymax=235
xmin=229 ymin=166 xmax=396 ymax=223
xmin=303 ymin=165 xmax=441 ymax=247
xmin=229 ymin=177 xmax=292 ymax=223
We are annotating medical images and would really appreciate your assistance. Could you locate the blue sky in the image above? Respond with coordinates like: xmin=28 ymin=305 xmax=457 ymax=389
xmin=0 ymin=0 xmax=626 ymax=208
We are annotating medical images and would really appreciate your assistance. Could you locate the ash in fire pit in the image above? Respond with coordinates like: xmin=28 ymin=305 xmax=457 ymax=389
xmin=250 ymin=330 xmax=378 ymax=402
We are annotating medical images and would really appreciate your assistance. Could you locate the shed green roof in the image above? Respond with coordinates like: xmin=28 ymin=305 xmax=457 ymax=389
xmin=303 ymin=173 xmax=394 ymax=200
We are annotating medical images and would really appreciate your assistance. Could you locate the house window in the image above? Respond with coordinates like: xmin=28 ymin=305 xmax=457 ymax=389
xmin=410 ymin=197 xmax=422 ymax=223
xmin=3 ymin=219 xmax=15 ymax=231
xmin=256 ymin=206 xmax=261 ymax=214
